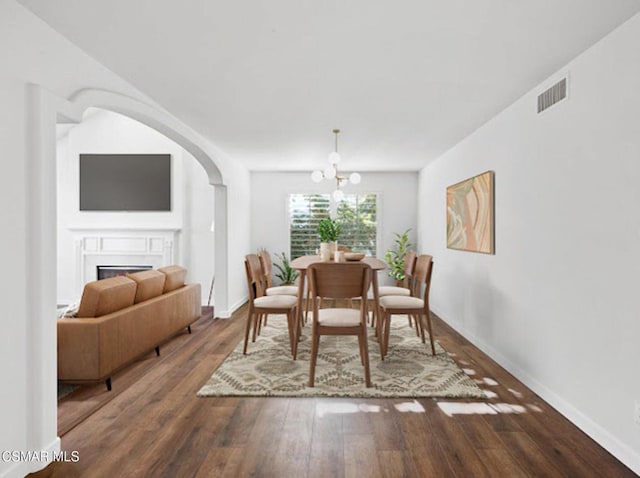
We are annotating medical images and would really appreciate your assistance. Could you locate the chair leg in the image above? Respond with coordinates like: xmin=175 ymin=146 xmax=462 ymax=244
xmin=383 ymin=313 xmax=392 ymax=359
xmin=252 ymin=313 xmax=260 ymax=342
xmin=376 ymin=310 xmax=385 ymax=359
xmin=424 ymin=311 xmax=436 ymax=355
xmin=285 ymin=312 xmax=295 ymax=355
xmin=417 ymin=314 xmax=426 ymax=343
xmin=357 ymin=334 xmax=365 ymax=365
xmin=371 ymin=299 xmax=378 ymax=329
xmin=243 ymin=309 xmax=254 ymax=354
xmin=292 ymin=309 xmax=300 ymax=360
xmin=360 ymin=328 xmax=372 ymax=388
xmin=309 ymin=333 xmax=320 ymax=387
xmin=413 ymin=314 xmax=421 ymax=337
xmin=305 ymin=288 xmax=311 ymax=325
xmin=255 ymin=313 xmax=262 ymax=336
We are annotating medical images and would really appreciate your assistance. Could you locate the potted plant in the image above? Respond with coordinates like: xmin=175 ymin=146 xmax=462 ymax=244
xmin=384 ymin=228 xmax=414 ymax=283
xmin=317 ymin=217 xmax=341 ymax=261
xmin=273 ymin=252 xmax=298 ymax=285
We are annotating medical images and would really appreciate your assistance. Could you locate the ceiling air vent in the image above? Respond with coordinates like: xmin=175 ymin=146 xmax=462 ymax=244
xmin=537 ymin=77 xmax=567 ymax=113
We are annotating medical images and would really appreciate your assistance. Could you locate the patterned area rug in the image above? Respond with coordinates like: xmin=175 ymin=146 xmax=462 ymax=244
xmin=198 ymin=315 xmax=485 ymax=398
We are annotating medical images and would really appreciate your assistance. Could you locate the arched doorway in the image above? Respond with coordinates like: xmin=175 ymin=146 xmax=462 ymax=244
xmin=25 ymin=85 xmax=230 ymax=472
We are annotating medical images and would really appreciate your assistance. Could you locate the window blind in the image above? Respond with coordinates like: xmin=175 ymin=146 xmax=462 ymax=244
xmin=289 ymin=193 xmax=378 ymax=259
xmin=289 ymin=194 xmax=331 ymax=259
xmin=336 ymin=193 xmax=377 ymax=256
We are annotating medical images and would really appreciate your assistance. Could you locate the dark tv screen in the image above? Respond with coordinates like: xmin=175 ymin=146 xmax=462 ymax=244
xmin=79 ymin=154 xmax=171 ymax=211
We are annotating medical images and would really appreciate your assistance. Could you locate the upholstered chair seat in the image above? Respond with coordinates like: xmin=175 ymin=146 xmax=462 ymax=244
xmin=254 ymin=295 xmax=298 ymax=308
xmin=379 ymin=296 xmax=424 ymax=309
xmin=317 ymin=308 xmax=361 ymax=327
xmin=378 ymin=285 xmax=411 ymax=297
xmin=266 ymin=285 xmax=299 ymax=296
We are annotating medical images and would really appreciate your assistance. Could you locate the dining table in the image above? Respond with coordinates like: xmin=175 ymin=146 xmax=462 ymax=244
xmin=289 ymin=254 xmax=387 ymax=341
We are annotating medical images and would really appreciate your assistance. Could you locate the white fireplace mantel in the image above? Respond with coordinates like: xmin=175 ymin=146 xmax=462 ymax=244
xmin=71 ymin=227 xmax=180 ymax=295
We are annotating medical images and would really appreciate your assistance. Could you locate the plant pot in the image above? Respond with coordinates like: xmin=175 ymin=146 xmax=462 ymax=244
xmin=319 ymin=241 xmax=337 ymax=261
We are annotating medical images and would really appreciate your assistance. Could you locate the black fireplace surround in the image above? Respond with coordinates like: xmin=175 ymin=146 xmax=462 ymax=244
xmin=96 ymin=265 xmax=152 ymax=280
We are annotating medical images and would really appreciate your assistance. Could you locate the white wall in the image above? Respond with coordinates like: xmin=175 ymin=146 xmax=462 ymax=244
xmin=251 ymin=172 xmax=418 ymax=286
xmin=417 ymin=13 xmax=640 ymax=473
xmin=56 ymin=109 xmax=215 ymax=305
xmin=0 ymin=2 xmax=245 ymax=476
xmin=0 ymin=75 xmax=31 ymax=478
xmin=0 ymin=2 xmax=156 ymax=476
xmin=226 ymin=165 xmax=252 ymax=312
xmin=183 ymin=155 xmax=216 ymax=306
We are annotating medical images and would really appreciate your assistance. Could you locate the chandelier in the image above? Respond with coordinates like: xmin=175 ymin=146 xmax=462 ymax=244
xmin=311 ymin=129 xmax=361 ymax=201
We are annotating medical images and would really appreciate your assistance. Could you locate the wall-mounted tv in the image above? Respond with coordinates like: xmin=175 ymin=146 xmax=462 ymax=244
xmin=79 ymin=154 xmax=171 ymax=211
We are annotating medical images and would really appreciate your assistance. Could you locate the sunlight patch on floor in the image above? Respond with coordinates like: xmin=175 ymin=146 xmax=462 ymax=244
xmin=315 ymin=400 xmax=428 ymax=417
xmin=508 ymin=388 xmax=523 ymax=398
xmin=394 ymin=400 xmax=426 ymax=413
xmin=438 ymin=401 xmax=527 ymax=416
xmin=316 ymin=402 xmax=382 ymax=417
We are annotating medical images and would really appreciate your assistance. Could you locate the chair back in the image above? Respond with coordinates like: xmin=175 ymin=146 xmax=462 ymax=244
xmin=258 ymin=250 xmax=273 ymax=287
xmin=245 ymin=254 xmax=267 ymax=299
xmin=402 ymin=250 xmax=417 ymax=290
xmin=413 ymin=254 xmax=434 ymax=303
xmin=308 ymin=262 xmax=371 ymax=301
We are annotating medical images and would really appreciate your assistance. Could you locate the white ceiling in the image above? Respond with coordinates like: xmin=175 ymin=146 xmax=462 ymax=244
xmin=19 ymin=0 xmax=640 ymax=172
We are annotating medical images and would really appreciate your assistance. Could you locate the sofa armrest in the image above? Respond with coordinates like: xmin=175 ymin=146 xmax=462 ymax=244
xmin=57 ymin=316 xmax=118 ymax=381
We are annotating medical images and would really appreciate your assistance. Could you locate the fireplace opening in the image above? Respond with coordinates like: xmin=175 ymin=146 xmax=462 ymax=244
xmin=97 ymin=265 xmax=153 ymax=280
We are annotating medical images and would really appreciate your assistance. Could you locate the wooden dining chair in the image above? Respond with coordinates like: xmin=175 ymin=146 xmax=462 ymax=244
xmin=375 ymin=250 xmax=418 ymax=331
xmin=243 ymin=254 xmax=299 ymax=358
xmin=378 ymin=250 xmax=417 ymax=297
xmin=258 ymin=250 xmax=298 ymax=296
xmin=307 ymin=262 xmax=373 ymax=387
xmin=378 ymin=254 xmax=435 ymax=359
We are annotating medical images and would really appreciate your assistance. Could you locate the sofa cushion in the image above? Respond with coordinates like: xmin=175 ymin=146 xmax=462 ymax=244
xmin=76 ymin=276 xmax=137 ymax=318
xmin=127 ymin=269 xmax=166 ymax=303
xmin=158 ymin=265 xmax=187 ymax=292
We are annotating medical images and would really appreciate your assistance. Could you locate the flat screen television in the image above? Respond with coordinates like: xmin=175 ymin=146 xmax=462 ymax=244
xmin=79 ymin=154 xmax=171 ymax=211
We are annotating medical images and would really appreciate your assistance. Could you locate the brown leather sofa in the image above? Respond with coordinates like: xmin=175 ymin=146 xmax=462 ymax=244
xmin=57 ymin=265 xmax=201 ymax=390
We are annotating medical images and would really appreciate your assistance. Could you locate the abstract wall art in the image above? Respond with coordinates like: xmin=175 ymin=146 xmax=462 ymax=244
xmin=446 ymin=170 xmax=494 ymax=254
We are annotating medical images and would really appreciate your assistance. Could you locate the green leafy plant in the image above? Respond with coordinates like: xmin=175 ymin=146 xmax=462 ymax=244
xmin=317 ymin=217 xmax=341 ymax=242
xmin=384 ymin=228 xmax=414 ymax=281
xmin=273 ymin=252 xmax=299 ymax=285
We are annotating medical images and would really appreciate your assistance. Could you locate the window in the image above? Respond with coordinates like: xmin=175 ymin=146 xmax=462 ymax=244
xmin=336 ymin=193 xmax=378 ymax=256
xmin=289 ymin=193 xmax=378 ymax=259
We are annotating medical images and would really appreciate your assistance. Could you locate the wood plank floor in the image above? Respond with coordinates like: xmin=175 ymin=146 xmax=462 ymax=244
xmin=32 ymin=305 xmax=635 ymax=478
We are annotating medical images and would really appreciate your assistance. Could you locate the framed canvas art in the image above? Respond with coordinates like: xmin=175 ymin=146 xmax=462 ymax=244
xmin=446 ymin=170 xmax=494 ymax=254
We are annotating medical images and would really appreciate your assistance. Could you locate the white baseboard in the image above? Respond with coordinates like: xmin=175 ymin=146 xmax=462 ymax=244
xmin=0 ymin=437 xmax=60 ymax=478
xmin=216 ymin=296 xmax=248 ymax=319
xmin=432 ymin=307 xmax=640 ymax=476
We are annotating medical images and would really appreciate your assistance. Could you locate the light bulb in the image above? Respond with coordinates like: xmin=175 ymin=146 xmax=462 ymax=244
xmin=328 ymin=151 xmax=341 ymax=164
xmin=311 ymin=170 xmax=324 ymax=183
xmin=349 ymin=172 xmax=361 ymax=184
xmin=324 ymin=165 xmax=336 ymax=179
xmin=333 ymin=189 xmax=344 ymax=201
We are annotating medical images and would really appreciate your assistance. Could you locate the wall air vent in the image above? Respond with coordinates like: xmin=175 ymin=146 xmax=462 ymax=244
xmin=537 ymin=77 xmax=567 ymax=113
